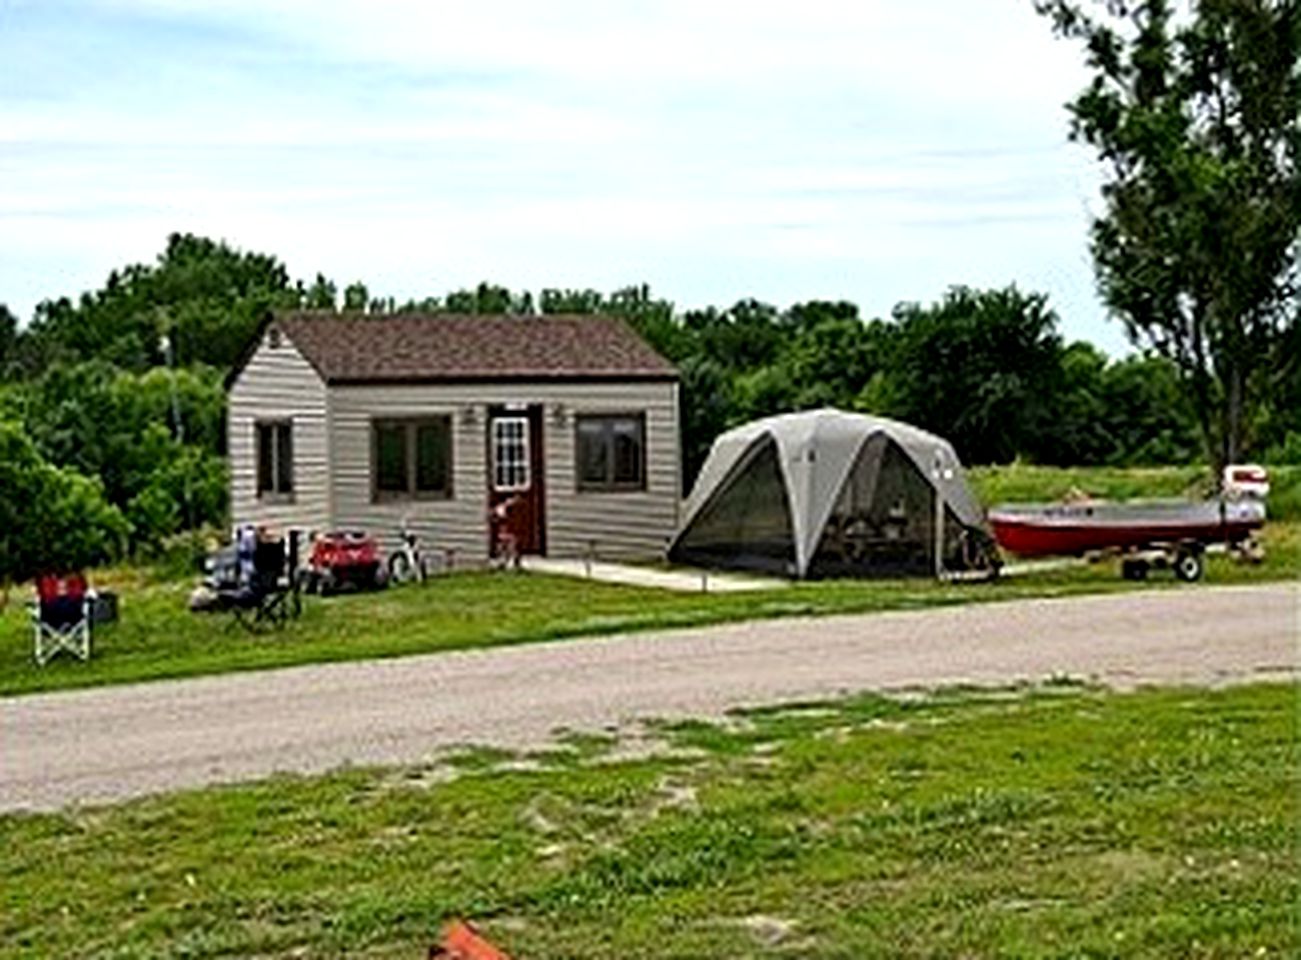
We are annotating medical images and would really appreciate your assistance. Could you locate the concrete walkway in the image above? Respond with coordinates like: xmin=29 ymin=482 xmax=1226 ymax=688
xmin=519 ymin=556 xmax=786 ymax=592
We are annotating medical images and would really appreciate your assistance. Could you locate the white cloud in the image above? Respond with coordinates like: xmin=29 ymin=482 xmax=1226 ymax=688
xmin=1 ymin=0 xmax=1125 ymax=351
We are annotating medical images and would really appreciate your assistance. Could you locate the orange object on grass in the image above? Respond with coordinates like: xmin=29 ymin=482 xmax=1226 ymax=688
xmin=429 ymin=920 xmax=515 ymax=960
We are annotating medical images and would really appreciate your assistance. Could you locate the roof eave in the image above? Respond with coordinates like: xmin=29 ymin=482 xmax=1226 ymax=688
xmin=326 ymin=371 xmax=680 ymax=387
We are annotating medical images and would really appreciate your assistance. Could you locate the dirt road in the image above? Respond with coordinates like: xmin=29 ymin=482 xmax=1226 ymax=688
xmin=2 ymin=583 xmax=1295 ymax=812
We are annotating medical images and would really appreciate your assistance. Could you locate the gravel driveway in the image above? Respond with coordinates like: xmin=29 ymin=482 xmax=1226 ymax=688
xmin=2 ymin=583 xmax=1295 ymax=812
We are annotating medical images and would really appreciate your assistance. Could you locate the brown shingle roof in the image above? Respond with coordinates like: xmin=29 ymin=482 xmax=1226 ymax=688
xmin=275 ymin=312 xmax=677 ymax=384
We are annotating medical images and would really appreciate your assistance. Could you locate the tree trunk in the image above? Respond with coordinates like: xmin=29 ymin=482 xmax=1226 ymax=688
xmin=1225 ymin=363 xmax=1244 ymax=469
xmin=1186 ymin=367 xmax=1221 ymax=480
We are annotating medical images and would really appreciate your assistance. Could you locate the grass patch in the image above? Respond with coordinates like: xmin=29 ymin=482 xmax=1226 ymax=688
xmin=2 ymin=521 xmax=1297 ymax=698
xmin=4 ymin=463 xmax=1297 ymax=698
xmin=1 ymin=682 xmax=1295 ymax=958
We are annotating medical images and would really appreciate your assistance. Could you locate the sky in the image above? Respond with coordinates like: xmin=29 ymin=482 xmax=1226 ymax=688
xmin=0 ymin=0 xmax=1129 ymax=354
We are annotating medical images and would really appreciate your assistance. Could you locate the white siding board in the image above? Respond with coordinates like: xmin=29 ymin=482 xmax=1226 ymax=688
xmin=328 ymin=381 xmax=680 ymax=562
xmin=227 ymin=333 xmax=331 ymax=534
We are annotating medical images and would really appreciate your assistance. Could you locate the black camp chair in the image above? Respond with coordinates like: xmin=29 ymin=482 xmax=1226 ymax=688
xmin=227 ymin=535 xmax=302 ymax=631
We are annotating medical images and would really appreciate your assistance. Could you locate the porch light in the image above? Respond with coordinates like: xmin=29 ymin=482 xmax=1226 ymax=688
xmin=460 ymin=404 xmax=479 ymax=428
xmin=550 ymin=403 xmax=568 ymax=428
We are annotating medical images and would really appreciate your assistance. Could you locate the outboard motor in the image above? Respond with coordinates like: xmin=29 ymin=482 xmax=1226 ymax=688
xmin=1222 ymin=464 xmax=1270 ymax=501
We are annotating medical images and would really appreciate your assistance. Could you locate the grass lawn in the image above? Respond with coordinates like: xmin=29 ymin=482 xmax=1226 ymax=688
xmin=1 ymin=681 xmax=1295 ymax=958
xmin=3 ymin=464 xmax=1296 ymax=698
xmin=1 ymin=518 xmax=1296 ymax=698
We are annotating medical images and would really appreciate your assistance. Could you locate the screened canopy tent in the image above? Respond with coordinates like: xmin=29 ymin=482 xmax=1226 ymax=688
xmin=669 ymin=409 xmax=999 ymax=579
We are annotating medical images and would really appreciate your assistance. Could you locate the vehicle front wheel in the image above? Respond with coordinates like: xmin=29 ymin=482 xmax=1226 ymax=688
xmin=389 ymin=552 xmax=413 ymax=585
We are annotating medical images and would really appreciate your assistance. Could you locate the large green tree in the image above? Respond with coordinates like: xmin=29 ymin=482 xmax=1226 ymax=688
xmin=1037 ymin=0 xmax=1300 ymax=470
xmin=20 ymin=233 xmax=297 ymax=372
xmin=875 ymin=286 xmax=1065 ymax=464
xmin=20 ymin=361 xmax=228 ymax=545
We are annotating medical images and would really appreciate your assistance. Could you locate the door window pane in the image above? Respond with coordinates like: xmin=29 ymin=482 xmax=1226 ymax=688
xmin=492 ymin=417 xmax=529 ymax=491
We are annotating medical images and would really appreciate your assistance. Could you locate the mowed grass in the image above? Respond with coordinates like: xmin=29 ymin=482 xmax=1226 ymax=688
xmin=2 ymin=463 xmax=1295 ymax=697
xmin=1 ymin=682 xmax=1295 ymax=958
xmin=2 ymin=516 xmax=1296 ymax=698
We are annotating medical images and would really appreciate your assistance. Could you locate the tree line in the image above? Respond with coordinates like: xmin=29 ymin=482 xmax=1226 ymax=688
xmin=2 ymin=230 xmax=1296 ymax=585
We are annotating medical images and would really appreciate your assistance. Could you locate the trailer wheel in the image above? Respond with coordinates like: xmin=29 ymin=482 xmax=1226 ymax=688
xmin=1173 ymin=550 xmax=1204 ymax=583
xmin=1121 ymin=558 xmax=1149 ymax=581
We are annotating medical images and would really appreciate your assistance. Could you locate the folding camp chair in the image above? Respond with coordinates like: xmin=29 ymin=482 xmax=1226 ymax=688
xmin=229 ymin=534 xmax=302 ymax=632
xmin=31 ymin=573 xmax=93 ymax=665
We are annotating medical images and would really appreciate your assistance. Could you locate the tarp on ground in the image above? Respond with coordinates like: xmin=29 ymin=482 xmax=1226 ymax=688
xmin=669 ymin=408 xmax=994 ymax=579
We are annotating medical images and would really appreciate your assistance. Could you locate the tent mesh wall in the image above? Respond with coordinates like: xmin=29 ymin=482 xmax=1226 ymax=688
xmin=810 ymin=435 xmax=930 ymax=577
xmin=670 ymin=437 xmax=796 ymax=574
xmin=809 ymin=435 xmax=980 ymax=578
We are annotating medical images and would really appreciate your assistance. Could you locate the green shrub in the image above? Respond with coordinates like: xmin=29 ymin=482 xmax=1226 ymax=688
xmin=0 ymin=420 xmax=128 ymax=582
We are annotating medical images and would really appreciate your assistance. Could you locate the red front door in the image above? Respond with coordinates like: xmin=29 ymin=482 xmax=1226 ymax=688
xmin=488 ymin=405 xmax=545 ymax=556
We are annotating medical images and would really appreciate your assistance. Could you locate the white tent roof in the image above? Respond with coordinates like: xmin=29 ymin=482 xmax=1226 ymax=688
xmin=678 ymin=408 xmax=984 ymax=576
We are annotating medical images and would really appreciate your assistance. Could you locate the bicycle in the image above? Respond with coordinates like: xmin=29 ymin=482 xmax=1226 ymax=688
xmin=387 ymin=519 xmax=429 ymax=585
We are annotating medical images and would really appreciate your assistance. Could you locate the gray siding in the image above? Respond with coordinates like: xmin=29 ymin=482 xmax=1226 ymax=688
xmin=328 ymin=381 xmax=679 ymax=563
xmin=228 ymin=330 xmax=331 ymax=534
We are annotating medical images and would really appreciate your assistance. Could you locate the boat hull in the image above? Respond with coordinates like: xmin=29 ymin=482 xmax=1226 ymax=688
xmin=988 ymin=500 xmax=1265 ymax=558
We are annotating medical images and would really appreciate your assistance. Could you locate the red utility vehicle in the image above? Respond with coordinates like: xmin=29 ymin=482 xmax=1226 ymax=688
xmin=301 ymin=530 xmax=387 ymax=595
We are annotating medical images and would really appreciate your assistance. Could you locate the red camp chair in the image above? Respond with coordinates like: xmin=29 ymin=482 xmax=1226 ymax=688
xmin=31 ymin=573 xmax=92 ymax=666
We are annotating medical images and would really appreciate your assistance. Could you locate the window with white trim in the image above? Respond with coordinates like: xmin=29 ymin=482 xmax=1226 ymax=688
xmin=372 ymin=416 xmax=453 ymax=501
xmin=492 ymin=416 xmax=530 ymax=491
xmin=255 ymin=420 xmax=294 ymax=499
xmin=576 ymin=414 xmax=645 ymax=492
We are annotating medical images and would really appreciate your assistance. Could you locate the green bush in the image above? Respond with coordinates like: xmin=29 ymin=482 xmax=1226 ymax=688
xmin=146 ymin=526 xmax=225 ymax=582
xmin=1262 ymin=466 xmax=1301 ymax=522
xmin=0 ymin=420 xmax=128 ymax=582
xmin=1264 ymin=431 xmax=1301 ymax=465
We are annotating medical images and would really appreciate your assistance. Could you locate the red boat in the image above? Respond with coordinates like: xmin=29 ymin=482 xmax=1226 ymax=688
xmin=988 ymin=498 xmax=1266 ymax=558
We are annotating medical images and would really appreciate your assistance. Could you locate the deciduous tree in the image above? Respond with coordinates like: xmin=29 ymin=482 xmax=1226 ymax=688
xmin=1037 ymin=0 xmax=1300 ymax=469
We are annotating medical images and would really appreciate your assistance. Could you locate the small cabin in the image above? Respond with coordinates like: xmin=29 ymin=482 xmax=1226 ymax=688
xmin=226 ymin=312 xmax=681 ymax=562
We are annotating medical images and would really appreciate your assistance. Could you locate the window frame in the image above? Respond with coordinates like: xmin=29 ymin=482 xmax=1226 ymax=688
xmin=574 ymin=412 xmax=647 ymax=493
xmin=491 ymin=415 xmax=531 ymax=493
xmin=370 ymin=415 xmax=454 ymax=503
xmin=255 ymin=419 xmax=295 ymax=502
